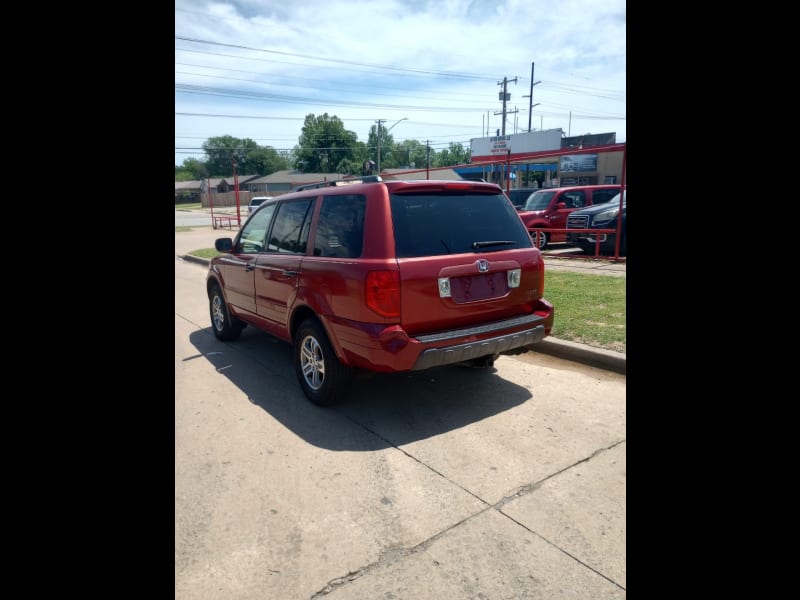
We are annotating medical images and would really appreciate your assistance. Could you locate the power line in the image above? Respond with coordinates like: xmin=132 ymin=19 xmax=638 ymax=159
xmin=174 ymin=70 xmax=494 ymax=103
xmin=176 ymin=36 xmax=497 ymax=81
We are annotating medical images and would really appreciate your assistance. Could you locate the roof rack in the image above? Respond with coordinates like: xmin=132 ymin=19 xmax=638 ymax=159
xmin=295 ymin=175 xmax=383 ymax=192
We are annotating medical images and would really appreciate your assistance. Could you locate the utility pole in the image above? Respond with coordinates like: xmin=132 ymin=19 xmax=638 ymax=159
xmin=528 ymin=63 xmax=534 ymax=132
xmin=495 ymin=77 xmax=518 ymax=136
xmin=375 ymin=119 xmax=385 ymax=174
xmin=426 ymin=141 xmax=430 ymax=179
xmin=522 ymin=62 xmax=541 ymax=133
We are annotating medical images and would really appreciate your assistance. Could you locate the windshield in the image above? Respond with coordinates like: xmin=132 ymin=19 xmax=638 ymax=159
xmin=523 ymin=191 xmax=556 ymax=211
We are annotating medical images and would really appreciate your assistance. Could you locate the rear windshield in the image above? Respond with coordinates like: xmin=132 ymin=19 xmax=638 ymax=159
xmin=390 ymin=192 xmax=533 ymax=258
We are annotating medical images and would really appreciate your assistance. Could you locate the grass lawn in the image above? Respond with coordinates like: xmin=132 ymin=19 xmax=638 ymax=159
xmin=544 ymin=271 xmax=626 ymax=353
xmin=188 ymin=248 xmax=222 ymax=259
xmin=175 ymin=203 xmax=203 ymax=210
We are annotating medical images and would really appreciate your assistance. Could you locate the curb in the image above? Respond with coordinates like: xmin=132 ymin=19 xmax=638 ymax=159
xmin=178 ymin=254 xmax=625 ymax=375
xmin=531 ymin=337 xmax=626 ymax=375
xmin=180 ymin=254 xmax=210 ymax=267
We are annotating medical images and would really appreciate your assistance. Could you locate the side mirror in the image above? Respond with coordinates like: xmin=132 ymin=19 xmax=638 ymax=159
xmin=215 ymin=238 xmax=234 ymax=252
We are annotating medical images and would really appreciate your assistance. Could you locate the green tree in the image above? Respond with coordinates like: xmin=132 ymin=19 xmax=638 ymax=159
xmin=366 ymin=123 xmax=400 ymax=169
xmin=202 ymin=136 xmax=259 ymax=176
xmin=243 ymin=146 xmax=290 ymax=175
xmin=175 ymin=157 xmax=208 ymax=181
xmin=433 ymin=142 xmax=470 ymax=167
xmin=294 ymin=114 xmax=360 ymax=172
xmin=390 ymin=139 xmax=429 ymax=170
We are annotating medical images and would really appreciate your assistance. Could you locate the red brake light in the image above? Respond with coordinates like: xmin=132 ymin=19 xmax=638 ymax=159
xmin=366 ymin=270 xmax=401 ymax=318
xmin=442 ymin=183 xmax=471 ymax=190
xmin=538 ymin=262 xmax=545 ymax=296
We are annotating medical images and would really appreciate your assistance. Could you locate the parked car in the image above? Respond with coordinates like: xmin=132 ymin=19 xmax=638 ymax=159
xmin=206 ymin=176 xmax=554 ymax=406
xmin=506 ymin=187 xmax=540 ymax=210
xmin=247 ymin=196 xmax=273 ymax=215
xmin=517 ymin=184 xmax=622 ymax=250
xmin=566 ymin=190 xmax=626 ymax=256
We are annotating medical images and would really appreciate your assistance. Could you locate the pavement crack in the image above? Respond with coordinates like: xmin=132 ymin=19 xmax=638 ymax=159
xmin=494 ymin=438 xmax=625 ymax=510
xmin=489 ymin=438 xmax=627 ymax=592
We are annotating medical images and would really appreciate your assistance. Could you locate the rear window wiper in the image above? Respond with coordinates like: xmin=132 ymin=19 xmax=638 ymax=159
xmin=472 ymin=240 xmax=516 ymax=249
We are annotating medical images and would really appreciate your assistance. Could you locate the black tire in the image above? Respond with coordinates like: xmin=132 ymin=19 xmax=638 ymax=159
xmin=531 ymin=230 xmax=549 ymax=250
xmin=294 ymin=318 xmax=353 ymax=406
xmin=579 ymin=242 xmax=597 ymax=256
xmin=209 ymin=284 xmax=243 ymax=341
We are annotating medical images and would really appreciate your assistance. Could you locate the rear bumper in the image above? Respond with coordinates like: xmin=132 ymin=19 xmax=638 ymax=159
xmin=326 ymin=300 xmax=554 ymax=372
xmin=412 ymin=324 xmax=545 ymax=370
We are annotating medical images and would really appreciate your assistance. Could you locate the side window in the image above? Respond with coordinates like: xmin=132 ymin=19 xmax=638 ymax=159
xmin=594 ymin=190 xmax=615 ymax=204
xmin=562 ymin=191 xmax=586 ymax=209
xmin=314 ymin=194 xmax=366 ymax=258
xmin=267 ymin=199 xmax=314 ymax=254
xmin=237 ymin=203 xmax=276 ymax=253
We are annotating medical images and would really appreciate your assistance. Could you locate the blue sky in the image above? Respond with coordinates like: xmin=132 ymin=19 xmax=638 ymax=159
xmin=175 ymin=0 xmax=626 ymax=166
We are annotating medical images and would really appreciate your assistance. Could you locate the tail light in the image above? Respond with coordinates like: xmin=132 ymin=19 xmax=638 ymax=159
xmin=538 ymin=262 xmax=545 ymax=296
xmin=366 ymin=270 xmax=401 ymax=318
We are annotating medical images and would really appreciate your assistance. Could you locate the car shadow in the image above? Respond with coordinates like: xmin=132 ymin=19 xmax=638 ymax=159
xmin=187 ymin=326 xmax=534 ymax=452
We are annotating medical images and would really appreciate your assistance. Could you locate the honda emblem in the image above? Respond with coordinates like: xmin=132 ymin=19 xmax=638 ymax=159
xmin=477 ymin=259 xmax=489 ymax=273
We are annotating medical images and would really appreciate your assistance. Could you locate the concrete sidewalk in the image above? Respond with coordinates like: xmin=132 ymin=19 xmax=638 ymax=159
xmin=176 ymin=227 xmax=626 ymax=375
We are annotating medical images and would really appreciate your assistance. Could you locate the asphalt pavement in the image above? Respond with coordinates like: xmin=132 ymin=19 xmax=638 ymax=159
xmin=175 ymin=224 xmax=626 ymax=374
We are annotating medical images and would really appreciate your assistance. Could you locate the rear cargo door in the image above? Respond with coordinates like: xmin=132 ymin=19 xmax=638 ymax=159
xmin=389 ymin=190 xmax=542 ymax=336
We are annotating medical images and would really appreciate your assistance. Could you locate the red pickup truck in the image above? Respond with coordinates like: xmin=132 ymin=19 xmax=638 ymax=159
xmin=517 ymin=184 xmax=621 ymax=249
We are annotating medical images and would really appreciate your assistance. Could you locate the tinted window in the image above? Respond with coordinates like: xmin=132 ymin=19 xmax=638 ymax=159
xmin=238 ymin=203 xmax=276 ymax=253
xmin=314 ymin=194 xmax=366 ymax=258
xmin=509 ymin=189 xmax=534 ymax=207
xmin=390 ymin=192 xmax=532 ymax=258
xmin=592 ymin=189 xmax=618 ymax=204
xmin=267 ymin=199 xmax=314 ymax=254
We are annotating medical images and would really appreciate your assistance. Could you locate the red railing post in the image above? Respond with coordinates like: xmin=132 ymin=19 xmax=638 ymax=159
xmin=208 ymin=178 xmax=215 ymax=229
xmin=233 ymin=159 xmax=241 ymax=228
xmin=614 ymin=143 xmax=627 ymax=258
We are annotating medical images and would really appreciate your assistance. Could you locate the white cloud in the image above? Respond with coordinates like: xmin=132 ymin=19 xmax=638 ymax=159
xmin=175 ymin=0 xmax=626 ymax=165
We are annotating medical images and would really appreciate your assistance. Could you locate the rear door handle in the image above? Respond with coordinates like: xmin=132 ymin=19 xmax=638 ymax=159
xmin=283 ymin=270 xmax=298 ymax=277
xmin=245 ymin=264 xmax=255 ymax=272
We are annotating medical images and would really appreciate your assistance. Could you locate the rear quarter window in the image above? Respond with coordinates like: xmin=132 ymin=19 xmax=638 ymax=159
xmin=313 ymin=194 xmax=366 ymax=258
xmin=390 ymin=192 xmax=533 ymax=258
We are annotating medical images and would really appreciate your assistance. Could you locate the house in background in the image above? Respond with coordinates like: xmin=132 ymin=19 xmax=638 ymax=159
xmin=247 ymin=171 xmax=347 ymax=195
xmin=218 ymin=175 xmax=260 ymax=193
xmin=177 ymin=168 xmax=465 ymax=205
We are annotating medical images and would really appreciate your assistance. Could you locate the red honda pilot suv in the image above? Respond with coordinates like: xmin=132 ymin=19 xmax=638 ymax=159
xmin=206 ymin=176 xmax=554 ymax=406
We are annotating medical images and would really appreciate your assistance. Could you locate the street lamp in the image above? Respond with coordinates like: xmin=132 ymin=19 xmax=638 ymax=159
xmin=376 ymin=117 xmax=407 ymax=174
